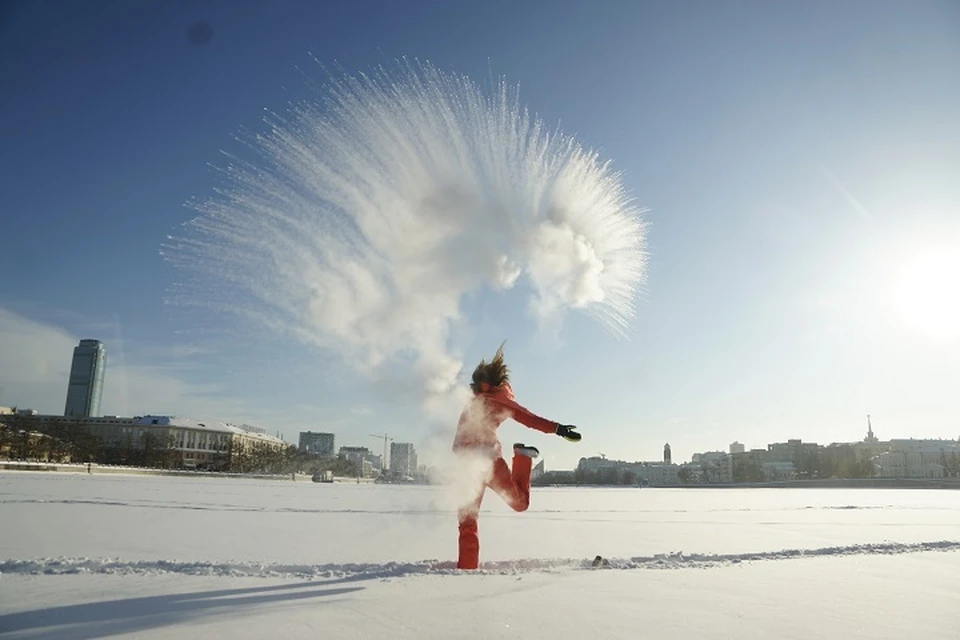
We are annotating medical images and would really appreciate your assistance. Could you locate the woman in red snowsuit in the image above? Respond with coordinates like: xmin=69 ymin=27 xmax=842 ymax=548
xmin=452 ymin=346 xmax=581 ymax=570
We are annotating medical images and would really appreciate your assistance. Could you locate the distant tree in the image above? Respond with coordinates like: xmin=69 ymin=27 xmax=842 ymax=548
xmin=8 ymin=417 xmax=33 ymax=460
xmin=227 ymin=440 xmax=292 ymax=474
xmin=0 ymin=423 xmax=12 ymax=459
xmin=41 ymin=419 xmax=70 ymax=462
xmin=677 ymin=467 xmax=692 ymax=484
xmin=797 ymin=450 xmax=820 ymax=479
xmin=701 ymin=462 xmax=717 ymax=484
xmin=227 ymin=438 xmax=260 ymax=473
xmin=138 ymin=432 xmax=179 ymax=469
xmin=598 ymin=466 xmax=619 ymax=485
xmin=820 ymin=444 xmax=863 ymax=479
xmin=733 ymin=456 xmax=763 ymax=483
xmin=854 ymin=458 xmax=875 ymax=478
xmin=573 ymin=467 xmax=600 ymax=485
xmin=938 ymin=451 xmax=958 ymax=478
xmin=70 ymin=426 xmax=102 ymax=462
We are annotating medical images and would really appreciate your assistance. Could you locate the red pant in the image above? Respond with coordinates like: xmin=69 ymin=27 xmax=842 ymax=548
xmin=457 ymin=453 xmax=533 ymax=570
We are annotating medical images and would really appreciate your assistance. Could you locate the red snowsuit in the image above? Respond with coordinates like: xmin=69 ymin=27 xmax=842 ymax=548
xmin=451 ymin=382 xmax=558 ymax=569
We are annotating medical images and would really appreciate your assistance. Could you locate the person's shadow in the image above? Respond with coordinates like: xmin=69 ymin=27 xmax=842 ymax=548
xmin=0 ymin=577 xmax=366 ymax=639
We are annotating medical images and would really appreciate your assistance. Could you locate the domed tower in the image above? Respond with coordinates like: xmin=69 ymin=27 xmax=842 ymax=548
xmin=663 ymin=443 xmax=672 ymax=465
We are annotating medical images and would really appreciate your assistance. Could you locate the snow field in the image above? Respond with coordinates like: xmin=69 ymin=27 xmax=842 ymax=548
xmin=2 ymin=472 xmax=959 ymax=639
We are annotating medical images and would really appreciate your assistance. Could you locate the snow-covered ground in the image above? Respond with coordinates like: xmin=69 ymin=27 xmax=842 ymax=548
xmin=2 ymin=471 xmax=959 ymax=638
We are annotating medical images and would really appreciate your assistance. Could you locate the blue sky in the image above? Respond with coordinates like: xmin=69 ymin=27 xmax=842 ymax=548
xmin=2 ymin=0 xmax=959 ymax=469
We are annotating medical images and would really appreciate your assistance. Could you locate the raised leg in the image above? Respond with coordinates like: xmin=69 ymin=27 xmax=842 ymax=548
xmin=488 ymin=454 xmax=533 ymax=512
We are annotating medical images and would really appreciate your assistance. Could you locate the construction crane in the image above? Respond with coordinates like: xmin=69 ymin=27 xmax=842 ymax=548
xmin=369 ymin=433 xmax=393 ymax=472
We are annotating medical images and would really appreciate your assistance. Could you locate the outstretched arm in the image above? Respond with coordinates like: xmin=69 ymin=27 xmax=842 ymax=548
xmin=488 ymin=396 xmax=558 ymax=434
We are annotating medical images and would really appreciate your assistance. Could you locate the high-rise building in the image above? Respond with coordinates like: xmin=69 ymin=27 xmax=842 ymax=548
xmin=663 ymin=443 xmax=672 ymax=464
xmin=299 ymin=431 xmax=335 ymax=456
xmin=390 ymin=442 xmax=418 ymax=477
xmin=729 ymin=441 xmax=746 ymax=454
xmin=64 ymin=339 xmax=106 ymax=418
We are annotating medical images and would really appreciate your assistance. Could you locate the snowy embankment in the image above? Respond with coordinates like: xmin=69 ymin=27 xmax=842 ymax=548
xmin=0 ymin=460 xmax=309 ymax=481
xmin=2 ymin=472 xmax=959 ymax=639
xmin=3 ymin=539 xmax=959 ymax=580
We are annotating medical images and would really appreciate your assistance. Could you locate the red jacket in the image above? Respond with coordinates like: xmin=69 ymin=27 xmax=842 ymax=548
xmin=452 ymin=382 xmax=557 ymax=457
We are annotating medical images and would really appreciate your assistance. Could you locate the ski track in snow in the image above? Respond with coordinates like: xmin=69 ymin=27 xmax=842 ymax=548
xmin=2 ymin=498 xmax=944 ymax=514
xmin=3 ymin=541 xmax=958 ymax=580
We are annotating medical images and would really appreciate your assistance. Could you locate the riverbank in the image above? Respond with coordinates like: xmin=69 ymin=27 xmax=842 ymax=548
xmin=534 ymin=478 xmax=960 ymax=490
xmin=680 ymin=478 xmax=960 ymax=490
xmin=0 ymin=461 xmax=376 ymax=483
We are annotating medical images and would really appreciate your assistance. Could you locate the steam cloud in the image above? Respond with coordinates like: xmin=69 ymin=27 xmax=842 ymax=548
xmin=163 ymin=60 xmax=648 ymax=416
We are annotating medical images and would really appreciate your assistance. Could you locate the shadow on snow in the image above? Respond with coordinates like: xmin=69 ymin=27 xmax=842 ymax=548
xmin=0 ymin=577 xmax=367 ymax=640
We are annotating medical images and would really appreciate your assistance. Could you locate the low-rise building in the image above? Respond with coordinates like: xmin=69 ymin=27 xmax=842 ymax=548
xmin=767 ymin=439 xmax=819 ymax=464
xmin=339 ymin=446 xmax=382 ymax=477
xmin=2 ymin=414 xmax=286 ymax=471
xmin=761 ymin=461 xmax=796 ymax=480
xmin=872 ymin=439 xmax=960 ymax=478
xmin=690 ymin=451 xmax=734 ymax=483
xmin=634 ymin=462 xmax=680 ymax=486
xmin=576 ymin=455 xmax=680 ymax=486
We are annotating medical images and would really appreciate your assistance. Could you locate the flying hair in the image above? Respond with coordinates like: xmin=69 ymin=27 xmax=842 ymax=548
xmin=470 ymin=340 xmax=509 ymax=393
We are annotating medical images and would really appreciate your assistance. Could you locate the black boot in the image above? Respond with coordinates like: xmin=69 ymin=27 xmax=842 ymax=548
xmin=513 ymin=443 xmax=539 ymax=458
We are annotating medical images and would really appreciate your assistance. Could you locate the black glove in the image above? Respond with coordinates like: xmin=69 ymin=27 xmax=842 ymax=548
xmin=556 ymin=424 xmax=581 ymax=442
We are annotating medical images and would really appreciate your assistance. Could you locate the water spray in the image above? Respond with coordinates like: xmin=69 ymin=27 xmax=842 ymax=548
xmin=163 ymin=59 xmax=648 ymax=411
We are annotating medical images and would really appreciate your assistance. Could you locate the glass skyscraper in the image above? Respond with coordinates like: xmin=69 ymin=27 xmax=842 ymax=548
xmin=64 ymin=339 xmax=106 ymax=418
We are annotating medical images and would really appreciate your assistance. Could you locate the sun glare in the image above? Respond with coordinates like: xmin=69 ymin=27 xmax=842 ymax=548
xmin=894 ymin=249 xmax=960 ymax=339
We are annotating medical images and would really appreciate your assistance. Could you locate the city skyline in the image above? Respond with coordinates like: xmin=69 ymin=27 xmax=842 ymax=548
xmin=0 ymin=322 xmax=956 ymax=467
xmin=5 ymin=402 xmax=956 ymax=484
xmin=1 ymin=2 xmax=958 ymax=470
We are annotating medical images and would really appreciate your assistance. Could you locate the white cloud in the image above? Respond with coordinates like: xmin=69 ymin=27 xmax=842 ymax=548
xmin=131 ymin=343 xmax=214 ymax=360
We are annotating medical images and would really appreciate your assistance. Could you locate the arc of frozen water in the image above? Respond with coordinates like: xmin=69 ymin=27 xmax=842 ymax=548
xmin=163 ymin=59 xmax=648 ymax=410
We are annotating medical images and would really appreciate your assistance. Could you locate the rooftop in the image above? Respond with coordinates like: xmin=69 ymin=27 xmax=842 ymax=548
xmin=134 ymin=416 xmax=285 ymax=445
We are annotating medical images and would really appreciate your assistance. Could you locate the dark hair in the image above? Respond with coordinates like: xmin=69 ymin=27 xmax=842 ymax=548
xmin=470 ymin=343 xmax=509 ymax=393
